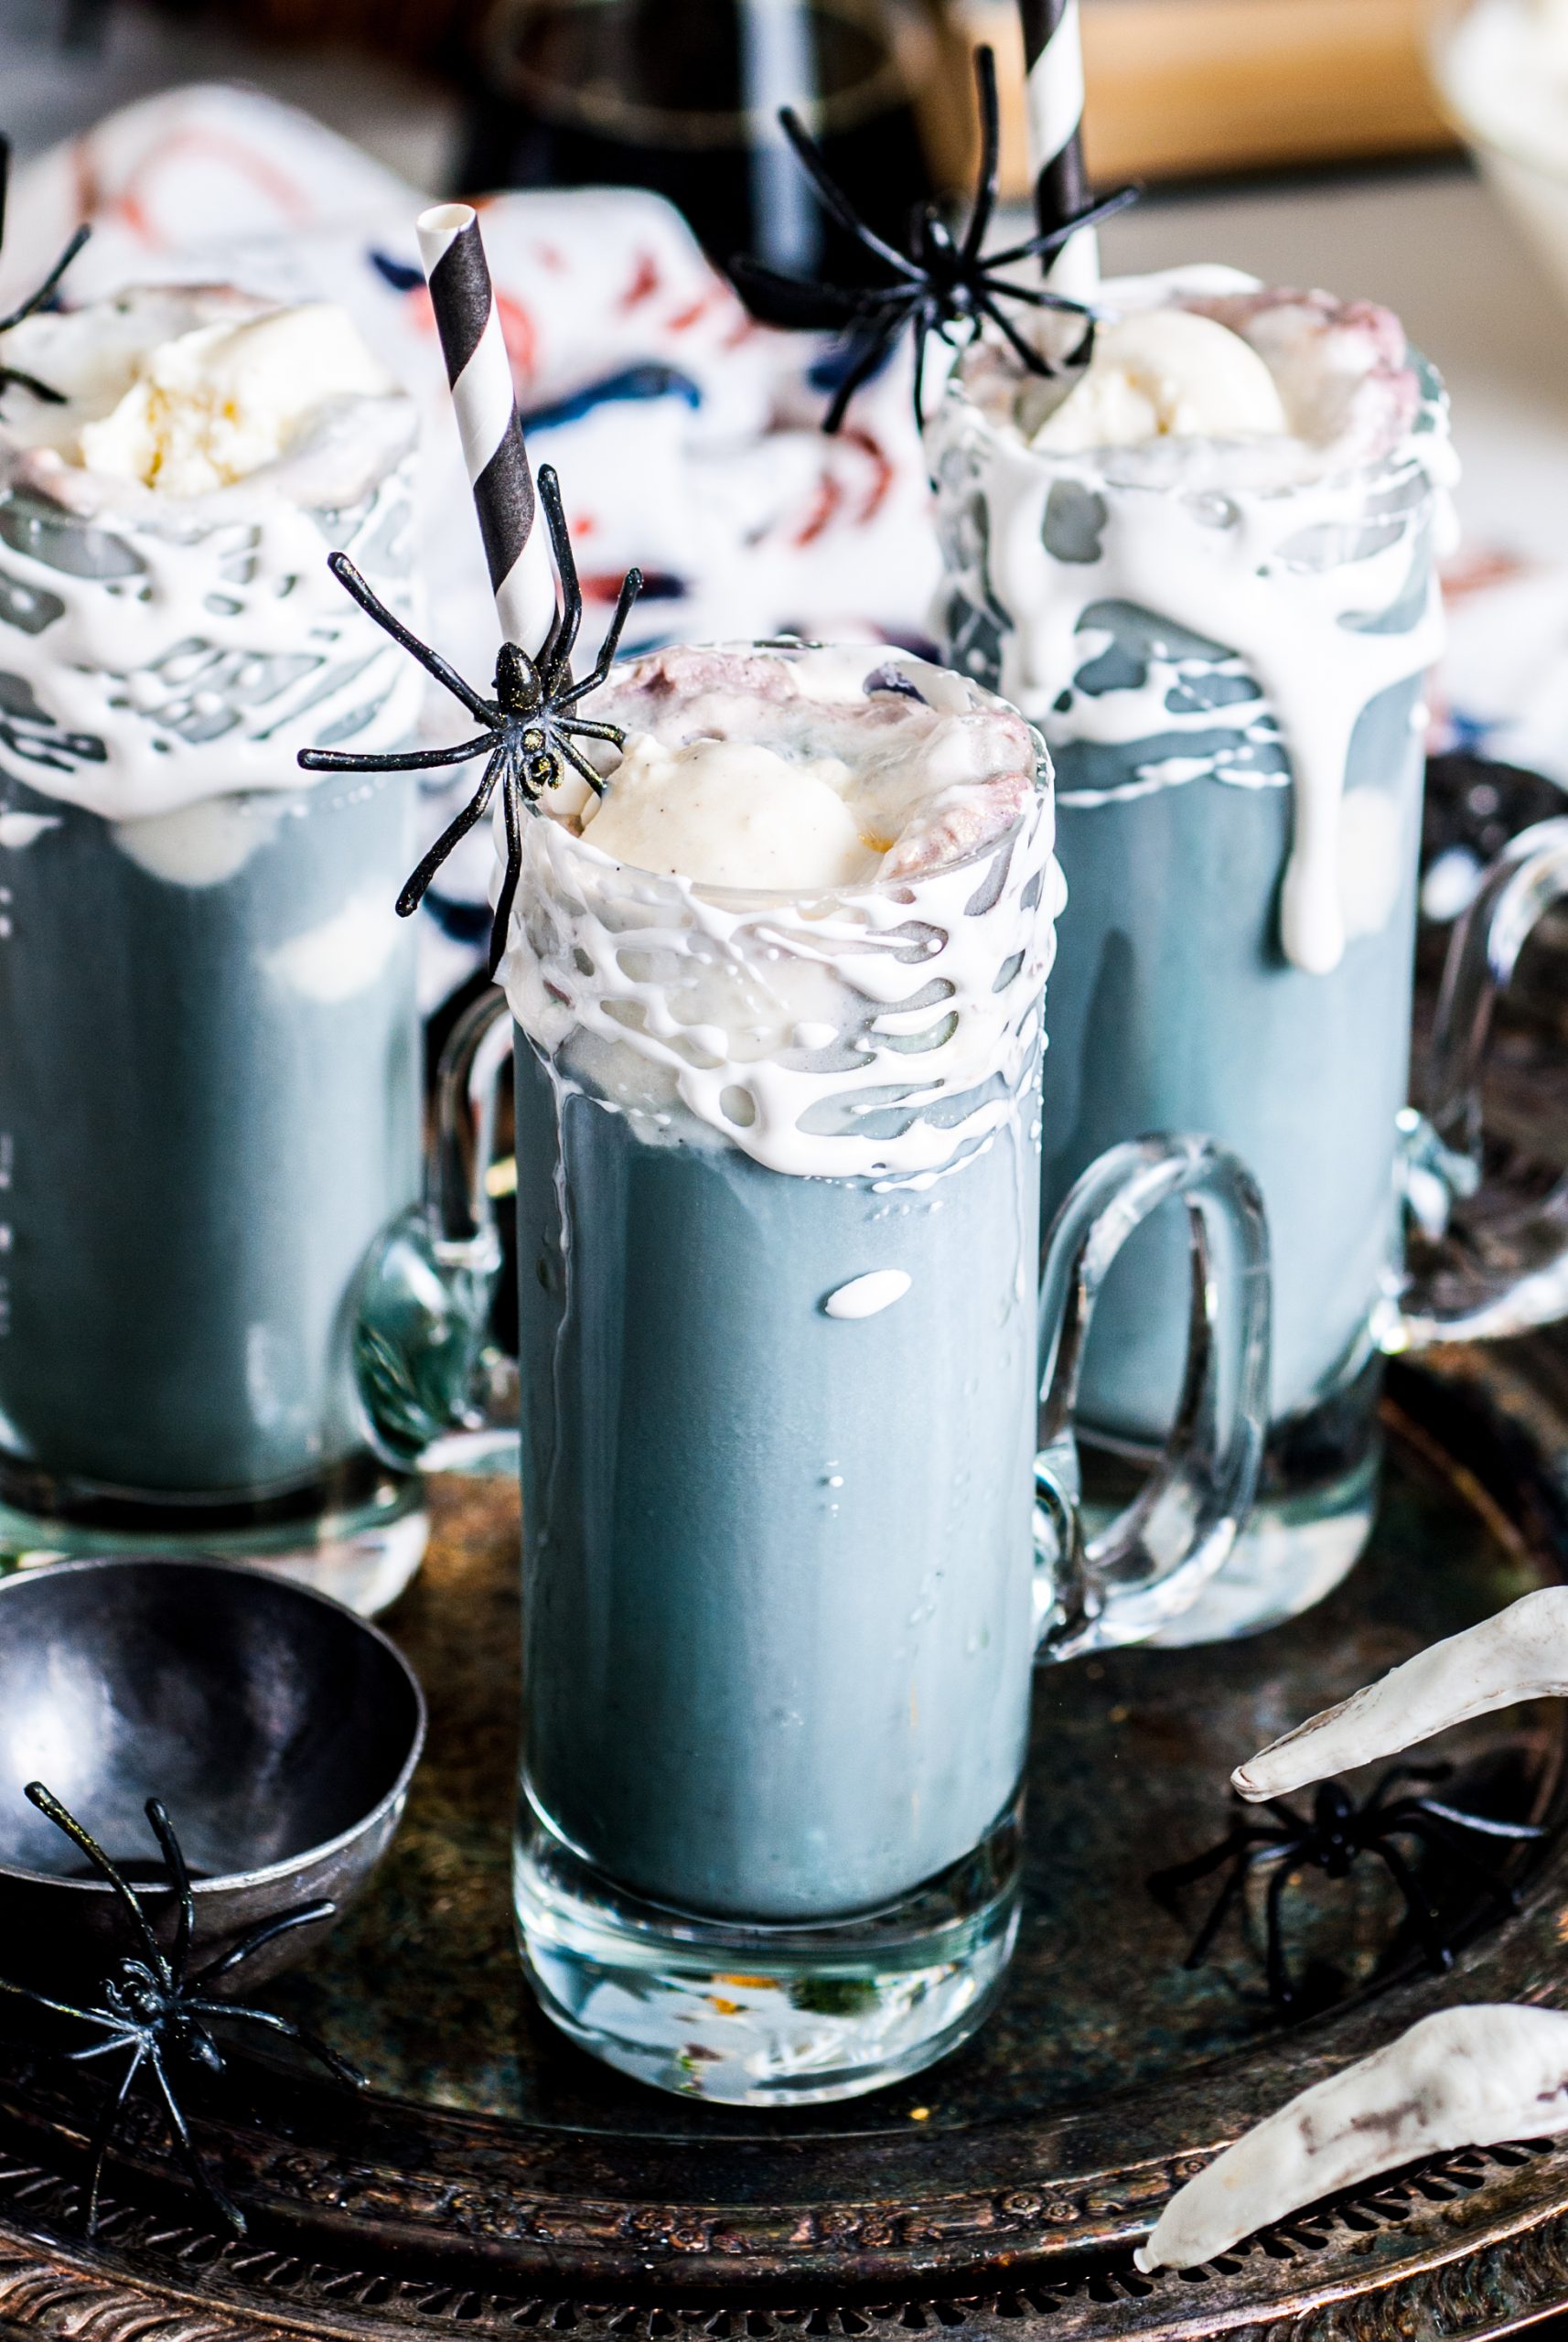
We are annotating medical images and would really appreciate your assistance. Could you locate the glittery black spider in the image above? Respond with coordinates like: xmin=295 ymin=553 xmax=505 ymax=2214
xmin=729 ymin=46 xmax=1137 ymax=434
xmin=0 ymin=1783 xmax=361 ymax=2238
xmin=298 ymin=463 xmax=642 ymax=977
xmin=0 ymin=135 xmax=91 ymax=408
xmin=1149 ymin=1766 xmax=1545 ymax=2012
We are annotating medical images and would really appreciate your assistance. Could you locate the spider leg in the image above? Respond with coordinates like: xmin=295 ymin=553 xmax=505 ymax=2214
xmin=961 ymin=46 xmax=1001 ymax=263
xmin=974 ymin=290 xmax=1051 ymax=379
xmin=778 ymin=110 xmax=921 ymax=281
xmin=324 ymin=554 xmax=494 ymax=722
xmin=1408 ymin=1796 xmax=1543 ymax=1841
xmin=1380 ymin=1810 xmax=1528 ymax=1915
xmin=824 ymin=319 xmax=905 ymax=435
xmin=82 ymin=2037 xmax=145 ymax=2240
xmin=1368 ymin=1838 xmax=1453 ymax=1973
xmin=726 ymin=256 xmax=868 ymax=331
xmin=912 ymin=313 xmax=937 ymax=433
xmin=1262 ymin=1852 xmax=1300 ymax=2008
xmin=188 ymin=1898 xmax=336 ymax=1991
xmin=182 ymin=2001 xmax=364 ymax=2090
xmin=68 ymin=2022 xmax=145 ymax=2064
xmin=556 ymin=715 xmax=629 ymax=747
xmin=559 ymin=570 xmax=645 ymax=702
xmin=298 ymin=734 xmax=496 ymax=775
xmin=145 ymin=2039 xmax=245 ymax=2237
xmin=535 ymin=466 xmax=581 ymax=680
xmin=1360 ymin=1764 xmax=1452 ymax=1814
xmin=1148 ymin=1822 xmax=1288 ymax=1903
xmin=0 ymin=365 xmax=66 ymax=405
xmin=143 ymin=1800 xmax=195 ymax=1988
xmin=24 ymin=1785 xmax=169 ymax=1986
xmin=488 ymin=763 xmax=526 ymax=979
xmin=554 ymin=734 xmax=608 ymax=797
xmin=974 ymin=274 xmax=1092 ymax=316
xmin=0 ymin=222 xmax=91 ymax=336
xmin=985 ymin=184 xmax=1142 ymax=270
xmin=395 ymin=747 xmax=506 ymax=919
xmin=1186 ymin=1843 xmax=1294 ymax=1973
xmin=0 ymin=1971 xmax=123 ymax=2033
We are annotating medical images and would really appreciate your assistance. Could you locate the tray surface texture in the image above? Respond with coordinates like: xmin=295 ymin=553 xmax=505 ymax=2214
xmin=4 ymin=1338 xmax=1568 ymax=2337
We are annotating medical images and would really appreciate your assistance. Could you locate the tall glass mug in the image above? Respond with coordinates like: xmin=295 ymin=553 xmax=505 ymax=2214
xmin=409 ymin=639 xmax=1270 ymax=2105
xmin=928 ymin=278 xmax=1568 ymax=1641
xmin=0 ymin=287 xmax=434 ymax=1615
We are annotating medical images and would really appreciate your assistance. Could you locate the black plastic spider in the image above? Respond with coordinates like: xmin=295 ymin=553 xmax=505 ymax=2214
xmin=0 ymin=1783 xmax=361 ymax=2237
xmin=1148 ymin=1766 xmax=1546 ymax=2011
xmin=0 ymin=135 xmax=91 ymax=408
xmin=729 ymin=46 xmax=1137 ymax=433
xmin=298 ymin=462 xmax=641 ymax=977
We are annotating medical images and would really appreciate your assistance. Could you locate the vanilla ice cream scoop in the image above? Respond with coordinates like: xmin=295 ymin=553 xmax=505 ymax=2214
xmin=1029 ymin=307 xmax=1290 ymax=453
xmin=581 ymin=734 xmax=883 ymax=890
xmin=69 ymin=303 xmax=396 ymax=495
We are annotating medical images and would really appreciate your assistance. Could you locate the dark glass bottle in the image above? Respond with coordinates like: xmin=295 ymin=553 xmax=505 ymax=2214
xmin=456 ymin=0 xmax=931 ymax=281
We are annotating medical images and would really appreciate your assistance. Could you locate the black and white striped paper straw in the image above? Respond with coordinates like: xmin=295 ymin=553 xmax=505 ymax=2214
xmin=415 ymin=202 xmax=559 ymax=659
xmin=1018 ymin=0 xmax=1098 ymax=297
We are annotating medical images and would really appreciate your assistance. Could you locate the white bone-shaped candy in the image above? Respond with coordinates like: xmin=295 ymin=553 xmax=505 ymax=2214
xmin=1134 ymin=2003 xmax=1568 ymax=2272
xmin=1232 ymin=1585 xmax=1568 ymax=1805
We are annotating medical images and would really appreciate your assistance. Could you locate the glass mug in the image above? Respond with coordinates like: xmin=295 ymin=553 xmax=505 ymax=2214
xmin=0 ymin=771 xmax=431 ymax=1617
xmin=928 ymin=338 xmax=1568 ymax=1642
xmin=369 ymin=675 xmax=1271 ymax=2104
xmin=0 ymin=437 xmax=436 ymax=1618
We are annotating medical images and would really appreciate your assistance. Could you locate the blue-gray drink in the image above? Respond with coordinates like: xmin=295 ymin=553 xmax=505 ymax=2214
xmin=929 ymin=276 xmax=1455 ymax=1639
xmin=504 ymin=638 xmax=1063 ymax=2101
xmin=0 ymin=285 xmax=427 ymax=1608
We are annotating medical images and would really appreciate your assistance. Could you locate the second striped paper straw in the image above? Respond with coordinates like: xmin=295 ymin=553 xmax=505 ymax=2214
xmin=416 ymin=201 xmax=559 ymax=660
xmin=1018 ymin=0 xmax=1098 ymax=300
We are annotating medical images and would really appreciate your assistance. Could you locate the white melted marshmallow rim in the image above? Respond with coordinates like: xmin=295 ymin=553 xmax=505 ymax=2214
xmin=928 ymin=270 xmax=1457 ymax=975
xmin=500 ymin=640 xmax=1063 ymax=1181
xmin=0 ymin=285 xmax=422 ymax=822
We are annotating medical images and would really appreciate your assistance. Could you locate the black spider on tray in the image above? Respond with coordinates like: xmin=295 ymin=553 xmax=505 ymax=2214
xmin=0 ymin=1783 xmax=361 ymax=2237
xmin=728 ymin=45 xmax=1137 ymax=433
xmin=0 ymin=134 xmax=91 ymax=408
xmin=1148 ymin=1765 xmax=1545 ymax=2011
xmin=298 ymin=463 xmax=643 ymax=978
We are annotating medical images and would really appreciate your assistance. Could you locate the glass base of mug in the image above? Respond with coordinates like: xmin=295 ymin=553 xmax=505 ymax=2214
xmin=0 ymin=1454 xmax=426 ymax=1618
xmin=513 ymin=1791 xmax=1023 ymax=2106
xmin=1079 ymin=1356 xmax=1386 ymax=1646
xmin=1144 ymin=1444 xmax=1380 ymax=1646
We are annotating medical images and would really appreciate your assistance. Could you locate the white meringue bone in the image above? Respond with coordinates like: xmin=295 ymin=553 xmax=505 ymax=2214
xmin=1135 ymin=2004 xmax=1568 ymax=2273
xmin=1232 ymin=1585 xmax=1568 ymax=1806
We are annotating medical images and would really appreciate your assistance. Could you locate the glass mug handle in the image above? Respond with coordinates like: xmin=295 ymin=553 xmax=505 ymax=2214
xmin=1032 ymin=1135 xmax=1273 ymax=1662
xmin=1400 ymin=816 xmax=1568 ymax=1344
xmin=354 ymin=989 xmax=514 ymax=1466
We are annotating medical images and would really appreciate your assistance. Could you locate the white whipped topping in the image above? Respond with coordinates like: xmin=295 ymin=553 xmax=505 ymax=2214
xmin=929 ymin=271 xmax=1455 ymax=975
xmin=0 ymin=285 xmax=420 ymax=822
xmin=1026 ymin=309 xmax=1289 ymax=454
xmin=582 ymin=736 xmax=879 ymax=889
xmin=501 ymin=640 xmax=1060 ymax=1181
xmin=70 ymin=307 xmax=396 ymax=496
xmin=578 ymin=640 xmax=1038 ymax=883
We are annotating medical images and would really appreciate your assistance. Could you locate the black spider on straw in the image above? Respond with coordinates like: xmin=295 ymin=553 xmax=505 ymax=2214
xmin=0 ymin=135 xmax=91 ymax=408
xmin=729 ymin=46 xmax=1137 ymax=432
xmin=0 ymin=1783 xmax=360 ymax=2237
xmin=299 ymin=464 xmax=642 ymax=977
xmin=1149 ymin=1766 xmax=1545 ymax=2012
